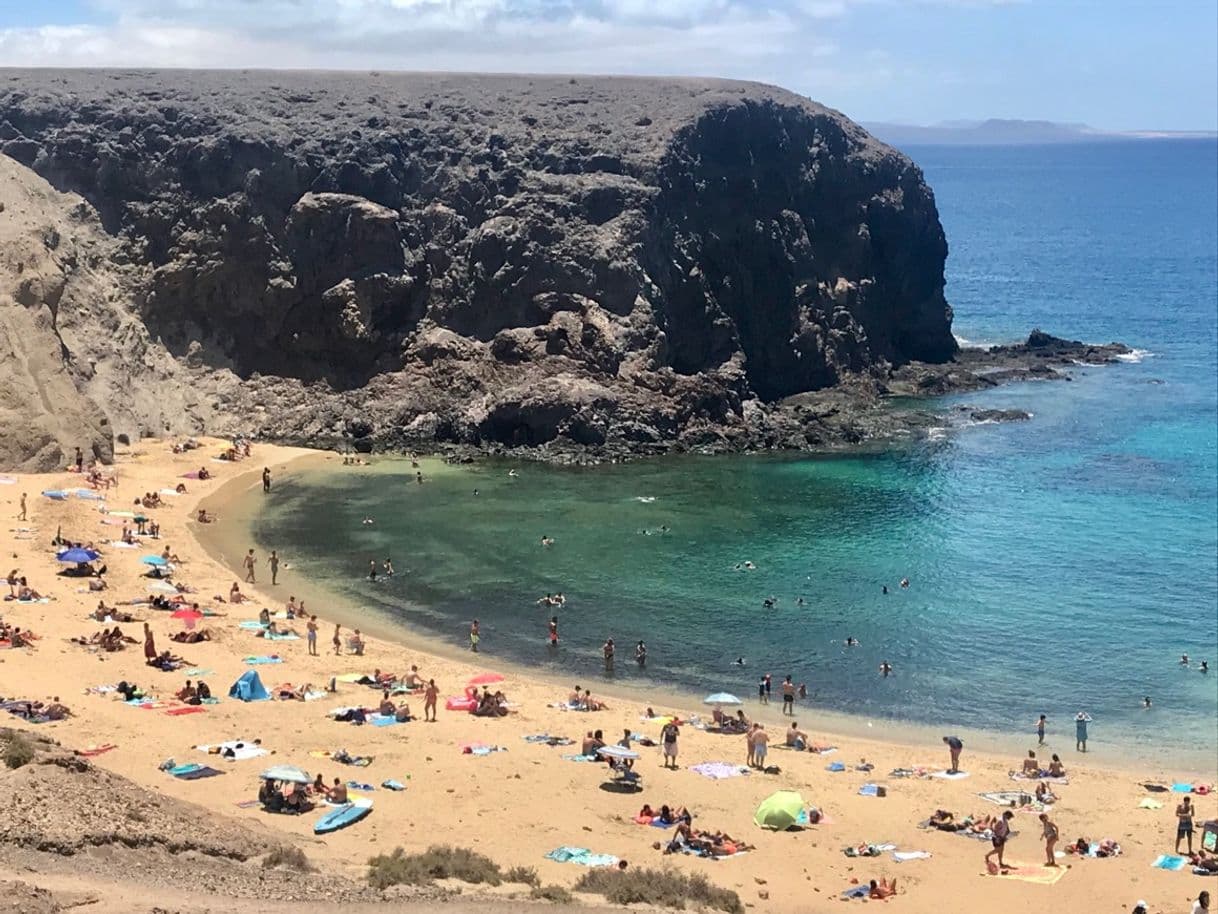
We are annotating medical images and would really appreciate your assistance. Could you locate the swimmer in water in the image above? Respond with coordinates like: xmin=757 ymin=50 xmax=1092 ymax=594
xmin=734 ymin=657 xmax=746 ymax=666
xmin=796 ymin=597 xmax=805 ymax=606
xmin=416 ymin=471 xmax=423 ymax=484
xmin=508 ymin=469 xmax=519 ymax=477
xmin=879 ymin=661 xmax=893 ymax=677
xmin=1143 ymin=696 xmax=1152 ymax=709
xmin=361 ymin=517 xmax=375 ymax=525
xmin=743 ymin=561 xmax=756 ymax=570
xmin=733 ymin=563 xmax=742 ymax=571
xmin=763 ymin=597 xmax=775 ymax=609
xmin=368 ymin=560 xmax=378 ymax=581
xmin=541 ymin=536 xmax=554 ymax=547
xmin=384 ymin=557 xmax=394 ymax=577
xmin=1202 ymin=660 xmax=1209 ymax=673
xmin=900 ymin=578 xmax=910 ymax=589
xmin=882 ymin=585 xmax=889 ymax=595
xmin=473 ymin=489 xmax=479 ymax=496
xmin=1181 ymin=654 xmax=1190 ymax=665
xmin=548 ymin=616 xmax=558 ymax=646
xmin=636 ymin=641 xmax=647 ymax=665
xmin=845 ymin=637 xmax=858 ymax=647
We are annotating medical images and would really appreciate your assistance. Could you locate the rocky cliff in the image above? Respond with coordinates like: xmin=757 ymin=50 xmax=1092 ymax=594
xmin=0 ymin=69 xmax=959 ymax=466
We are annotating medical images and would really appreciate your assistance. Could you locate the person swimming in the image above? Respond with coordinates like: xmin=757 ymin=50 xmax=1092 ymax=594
xmin=361 ymin=517 xmax=375 ymax=525
xmin=1202 ymin=660 xmax=1209 ymax=673
xmin=900 ymin=578 xmax=910 ymax=589
xmin=763 ymin=597 xmax=775 ymax=609
xmin=1181 ymin=653 xmax=1190 ymax=665
xmin=734 ymin=657 xmax=746 ymax=666
xmin=879 ymin=661 xmax=893 ymax=676
xmin=1143 ymin=696 xmax=1152 ymax=709
xmin=508 ymin=469 xmax=519 ymax=477
xmin=845 ymin=637 xmax=859 ymax=647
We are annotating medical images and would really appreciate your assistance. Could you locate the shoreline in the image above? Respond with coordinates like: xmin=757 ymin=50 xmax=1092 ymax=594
xmin=198 ymin=448 xmax=1217 ymax=775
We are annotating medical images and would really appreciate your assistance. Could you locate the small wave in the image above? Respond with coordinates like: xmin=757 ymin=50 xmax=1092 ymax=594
xmin=634 ymin=496 xmax=656 ymax=503
xmin=926 ymin=427 xmax=948 ymax=441
xmin=953 ymin=334 xmax=998 ymax=350
xmin=1115 ymin=348 xmax=1152 ymax=363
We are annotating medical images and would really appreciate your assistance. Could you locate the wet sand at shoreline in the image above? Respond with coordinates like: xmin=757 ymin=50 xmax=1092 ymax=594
xmin=1 ymin=438 xmax=1214 ymax=913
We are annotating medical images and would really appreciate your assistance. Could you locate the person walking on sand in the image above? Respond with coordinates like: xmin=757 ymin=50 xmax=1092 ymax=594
xmin=782 ymin=675 xmax=795 ymax=715
xmin=306 ymin=616 xmax=318 ymax=656
xmin=1039 ymin=812 xmax=1059 ymax=866
xmin=243 ymin=549 xmax=256 ymax=584
xmin=332 ymin=624 xmax=342 ymax=656
xmin=661 ymin=719 xmax=679 ymax=769
xmin=984 ymin=810 xmax=1015 ymax=872
xmin=943 ymin=735 xmax=963 ymax=774
xmin=424 ymin=679 xmax=438 ymax=722
xmin=470 ymin=619 xmax=480 ymax=652
xmin=1177 ymin=796 xmax=1196 ymax=854
xmin=1036 ymin=714 xmax=1047 ymax=745
xmin=262 ymin=467 xmax=271 ymax=493
xmin=18 ymin=493 xmax=27 ymax=522
xmin=269 ymin=550 xmax=279 ymax=586
xmin=1075 ymin=711 xmax=1091 ymax=752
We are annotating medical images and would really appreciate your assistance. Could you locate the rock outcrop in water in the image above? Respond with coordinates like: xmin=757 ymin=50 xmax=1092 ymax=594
xmin=0 ymin=70 xmax=1126 ymax=468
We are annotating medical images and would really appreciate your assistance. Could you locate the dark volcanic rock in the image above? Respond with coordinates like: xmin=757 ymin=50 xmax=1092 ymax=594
xmin=0 ymin=69 xmax=958 ymax=458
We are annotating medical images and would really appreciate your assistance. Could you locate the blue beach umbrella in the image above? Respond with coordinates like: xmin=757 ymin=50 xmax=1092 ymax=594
xmin=57 ymin=547 xmax=100 ymax=563
xmin=141 ymin=555 xmax=168 ymax=567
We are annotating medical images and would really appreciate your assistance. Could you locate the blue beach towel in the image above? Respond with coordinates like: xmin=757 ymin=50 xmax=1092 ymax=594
xmin=858 ymin=784 xmax=880 ymax=797
xmin=1171 ymin=783 xmax=1194 ymax=793
xmin=545 ymin=847 xmax=619 ymax=867
xmin=243 ymin=656 xmax=282 ymax=665
xmin=238 ymin=621 xmax=268 ymax=630
xmin=826 ymin=761 xmax=846 ymax=772
xmin=1151 ymin=854 xmax=1188 ymax=871
xmin=368 ymin=714 xmax=400 ymax=727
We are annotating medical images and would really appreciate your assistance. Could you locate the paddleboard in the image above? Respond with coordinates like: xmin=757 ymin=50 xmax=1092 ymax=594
xmin=314 ymin=800 xmax=372 ymax=834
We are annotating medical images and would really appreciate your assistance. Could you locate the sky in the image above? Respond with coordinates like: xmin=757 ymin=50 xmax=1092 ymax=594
xmin=0 ymin=0 xmax=1214 ymax=130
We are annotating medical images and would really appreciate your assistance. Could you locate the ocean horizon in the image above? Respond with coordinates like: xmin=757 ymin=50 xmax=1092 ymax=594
xmin=247 ymin=139 xmax=1218 ymax=767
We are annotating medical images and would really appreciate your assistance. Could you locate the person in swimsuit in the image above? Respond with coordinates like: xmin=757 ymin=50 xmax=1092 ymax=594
xmin=548 ymin=616 xmax=559 ymax=647
xmin=984 ymin=810 xmax=1015 ymax=871
xmin=469 ymin=619 xmax=480 ymax=652
xmin=1177 ymin=796 xmax=1196 ymax=854
xmin=781 ymin=676 xmax=795 ymax=715
xmin=1036 ymin=714 xmax=1047 ymax=745
xmin=424 ymin=679 xmax=438 ymax=721
xmin=752 ymin=724 xmax=769 ymax=768
xmin=1040 ymin=813 xmax=1059 ymax=866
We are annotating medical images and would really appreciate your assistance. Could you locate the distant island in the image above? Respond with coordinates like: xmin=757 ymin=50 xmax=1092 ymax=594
xmin=862 ymin=118 xmax=1217 ymax=147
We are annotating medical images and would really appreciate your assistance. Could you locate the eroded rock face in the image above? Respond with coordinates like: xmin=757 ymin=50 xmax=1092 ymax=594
xmin=0 ymin=70 xmax=957 ymax=459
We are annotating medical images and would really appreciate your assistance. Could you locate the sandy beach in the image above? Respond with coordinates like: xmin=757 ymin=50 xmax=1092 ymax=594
xmin=1 ymin=438 xmax=1214 ymax=914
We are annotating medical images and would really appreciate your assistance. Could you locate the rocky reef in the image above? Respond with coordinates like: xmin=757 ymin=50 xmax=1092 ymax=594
xmin=0 ymin=70 xmax=1126 ymax=468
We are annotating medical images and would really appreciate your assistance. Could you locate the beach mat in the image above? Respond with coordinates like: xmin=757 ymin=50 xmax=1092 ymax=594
xmin=165 ymin=706 xmax=207 ymax=716
xmin=992 ymin=862 xmax=1068 ymax=884
xmin=544 ymin=847 xmax=619 ymax=867
xmin=1151 ymin=854 xmax=1188 ymax=871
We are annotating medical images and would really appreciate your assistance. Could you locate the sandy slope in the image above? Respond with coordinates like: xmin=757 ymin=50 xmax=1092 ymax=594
xmin=0 ymin=439 xmax=1213 ymax=913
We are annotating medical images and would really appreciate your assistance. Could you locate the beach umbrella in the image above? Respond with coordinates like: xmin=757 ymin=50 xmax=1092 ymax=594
xmin=467 ymin=672 xmax=505 ymax=686
xmin=147 ymin=581 xmax=179 ymax=595
xmin=260 ymin=764 xmax=311 ymax=784
xmin=754 ymin=790 xmax=806 ymax=831
xmin=596 ymin=745 xmax=640 ymax=761
xmin=141 ymin=555 xmax=168 ymax=567
xmin=703 ymin=692 xmax=743 ymax=706
xmin=57 ymin=547 xmax=100 ymax=563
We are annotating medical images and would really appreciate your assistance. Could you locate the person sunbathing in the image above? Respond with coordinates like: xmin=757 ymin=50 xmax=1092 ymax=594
xmin=197 ymin=467 xmax=210 ymax=480
xmin=171 ymin=629 xmax=211 ymax=643
xmin=786 ymin=723 xmax=810 ymax=749
xmin=1190 ymin=851 xmax=1218 ymax=872
xmin=196 ymin=508 xmax=213 ymax=523
xmin=582 ymin=731 xmax=605 ymax=755
xmin=1035 ymin=782 xmax=1058 ymax=804
xmin=229 ymin=583 xmax=247 ymax=604
xmin=582 ymin=691 xmax=607 ymax=711
xmin=403 ymin=666 xmax=425 ymax=689
xmin=328 ymin=779 xmax=348 ymax=804
xmin=276 ymin=683 xmax=307 ymax=701
xmin=9 ymin=628 xmax=35 ymax=648
xmin=176 ymin=680 xmax=197 ymax=702
xmin=1047 ymin=754 xmax=1066 ymax=777
xmin=1022 ymin=751 xmax=1040 ymax=775
xmin=379 ymin=691 xmax=397 ymax=716
xmin=869 ymin=878 xmax=898 ymax=899
xmin=16 ymin=582 xmax=43 ymax=601
xmin=928 ymin=809 xmax=960 ymax=831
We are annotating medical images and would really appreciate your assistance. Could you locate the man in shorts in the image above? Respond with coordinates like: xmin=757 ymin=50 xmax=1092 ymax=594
xmin=752 ymin=724 xmax=769 ymax=768
xmin=984 ymin=810 xmax=1014 ymax=871
xmin=782 ymin=676 xmax=795 ymax=715
xmin=661 ymin=720 xmax=680 ymax=769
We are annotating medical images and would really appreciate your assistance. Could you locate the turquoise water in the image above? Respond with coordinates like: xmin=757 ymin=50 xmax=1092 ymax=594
xmin=255 ymin=140 xmax=1218 ymax=760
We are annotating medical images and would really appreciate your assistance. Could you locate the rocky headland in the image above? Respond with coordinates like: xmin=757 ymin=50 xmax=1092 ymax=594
xmin=0 ymin=69 xmax=1129 ymax=469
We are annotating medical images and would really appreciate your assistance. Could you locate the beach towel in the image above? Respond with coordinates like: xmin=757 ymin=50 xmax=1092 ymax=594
xmin=1151 ymin=854 xmax=1188 ymax=871
xmin=1138 ymin=798 xmax=1164 ymax=810
xmin=168 ymin=763 xmax=223 ymax=780
xmin=197 ymin=740 xmax=267 ymax=762
xmin=893 ymin=851 xmax=932 ymax=862
xmin=183 ymin=669 xmax=212 ymax=677
xmin=841 ymin=885 xmax=870 ymax=900
xmin=544 ymin=847 xmax=619 ymax=867
xmin=1010 ymin=772 xmax=1068 ymax=785
xmin=264 ymin=632 xmax=299 ymax=641
xmin=243 ymin=656 xmax=282 ymax=665
xmin=561 ymin=754 xmax=599 ymax=762
xmin=1171 ymin=783 xmax=1194 ymax=792
xmin=931 ymin=770 xmax=970 ymax=780
xmin=992 ymin=862 xmax=1068 ymax=884
xmin=825 ymin=761 xmax=845 ymax=772
xmin=382 ymin=780 xmax=407 ymax=791
xmin=523 ymin=734 xmax=575 ymax=746
xmin=690 ymin=762 xmax=750 ymax=780
xmin=981 ymin=790 xmax=1035 ymax=807
xmin=74 ymin=744 xmax=117 ymax=757
xmin=858 ymin=784 xmax=882 ymax=797
xmin=346 ymin=781 xmax=375 ymax=791
xmin=238 ymin=621 xmax=268 ymax=630
xmin=368 ymin=714 xmax=403 ymax=727
xmin=165 ymin=706 xmax=207 ymax=716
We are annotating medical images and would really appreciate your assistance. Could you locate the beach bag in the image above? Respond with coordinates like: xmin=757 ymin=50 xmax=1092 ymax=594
xmin=1203 ymin=820 xmax=1218 ymax=853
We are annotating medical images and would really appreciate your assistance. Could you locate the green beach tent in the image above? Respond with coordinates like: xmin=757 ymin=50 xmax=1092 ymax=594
xmin=754 ymin=790 xmax=806 ymax=831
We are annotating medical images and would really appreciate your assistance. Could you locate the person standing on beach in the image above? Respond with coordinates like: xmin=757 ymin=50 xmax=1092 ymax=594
xmin=764 ymin=673 xmax=772 ymax=704
xmin=243 ymin=549 xmax=256 ymax=584
xmin=661 ymin=720 xmax=679 ymax=769
xmin=943 ymin=735 xmax=963 ymax=774
xmin=424 ymin=679 xmax=438 ymax=721
xmin=306 ymin=616 xmax=318 ymax=656
xmin=746 ymin=723 xmax=757 ymax=767
xmin=758 ymin=676 xmax=768 ymax=705
xmin=1075 ymin=712 xmax=1091 ymax=752
xmin=782 ymin=676 xmax=795 ymax=715
xmin=269 ymin=550 xmax=279 ymax=586
xmin=17 ymin=493 xmax=26 ymax=522
xmin=470 ymin=619 xmax=480 ymax=652
xmin=143 ymin=622 xmax=156 ymax=663
xmin=753 ymin=724 xmax=769 ymax=768
xmin=332 ymin=624 xmax=342 ymax=656
xmin=262 ymin=467 xmax=271 ymax=493
xmin=1039 ymin=812 xmax=1059 ymax=866
xmin=1036 ymin=714 xmax=1047 ymax=745
xmin=984 ymin=810 xmax=1015 ymax=872
xmin=548 ymin=616 xmax=559 ymax=647
xmin=1176 ymin=796 xmax=1196 ymax=854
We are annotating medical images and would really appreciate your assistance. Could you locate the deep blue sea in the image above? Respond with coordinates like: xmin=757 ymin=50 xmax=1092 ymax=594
xmin=255 ymin=140 xmax=1218 ymax=762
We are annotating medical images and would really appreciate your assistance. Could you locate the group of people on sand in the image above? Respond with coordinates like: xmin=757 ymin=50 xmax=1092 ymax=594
xmin=71 ymin=625 xmax=136 ymax=652
xmin=6 ymin=570 xmax=44 ymax=602
xmin=566 ymin=685 xmax=608 ymax=711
